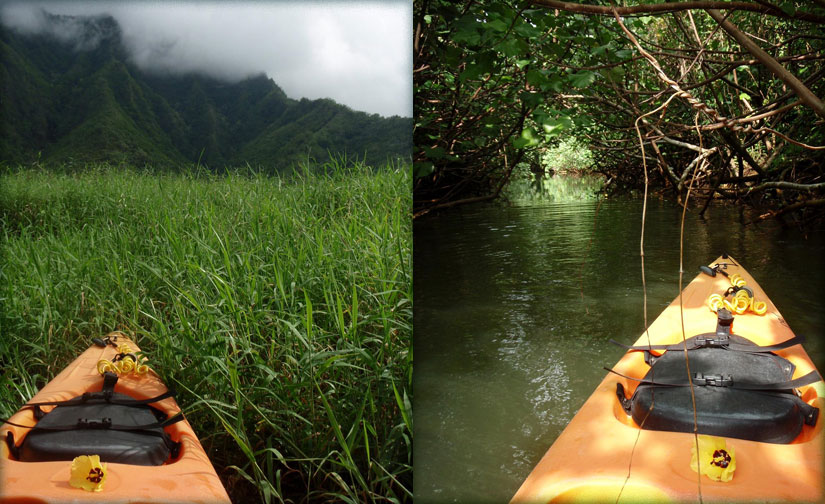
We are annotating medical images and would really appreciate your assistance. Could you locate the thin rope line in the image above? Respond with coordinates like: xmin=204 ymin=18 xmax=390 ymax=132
xmin=678 ymin=111 xmax=707 ymax=504
xmin=616 ymin=85 xmax=680 ymax=504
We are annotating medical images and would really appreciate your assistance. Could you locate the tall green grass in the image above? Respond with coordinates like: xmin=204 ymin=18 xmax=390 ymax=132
xmin=0 ymin=160 xmax=412 ymax=503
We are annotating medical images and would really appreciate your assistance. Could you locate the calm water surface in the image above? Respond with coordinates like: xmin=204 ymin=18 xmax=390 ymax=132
xmin=413 ymin=199 xmax=825 ymax=503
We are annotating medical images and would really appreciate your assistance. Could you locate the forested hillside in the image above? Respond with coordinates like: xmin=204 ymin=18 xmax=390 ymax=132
xmin=1 ymin=11 xmax=411 ymax=170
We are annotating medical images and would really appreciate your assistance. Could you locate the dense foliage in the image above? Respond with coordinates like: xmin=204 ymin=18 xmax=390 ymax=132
xmin=414 ymin=0 xmax=825 ymax=224
xmin=0 ymin=162 xmax=412 ymax=503
xmin=1 ymin=13 xmax=412 ymax=171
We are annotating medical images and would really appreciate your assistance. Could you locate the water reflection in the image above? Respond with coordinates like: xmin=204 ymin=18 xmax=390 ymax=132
xmin=414 ymin=199 xmax=825 ymax=504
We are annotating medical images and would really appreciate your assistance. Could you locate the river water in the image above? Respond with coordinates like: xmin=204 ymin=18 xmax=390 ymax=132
xmin=413 ymin=198 xmax=825 ymax=503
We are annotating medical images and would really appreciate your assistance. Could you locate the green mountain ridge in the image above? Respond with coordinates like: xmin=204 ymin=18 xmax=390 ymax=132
xmin=0 ymin=12 xmax=411 ymax=170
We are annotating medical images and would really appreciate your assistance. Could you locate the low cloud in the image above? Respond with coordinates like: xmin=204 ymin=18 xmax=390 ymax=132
xmin=0 ymin=2 xmax=412 ymax=117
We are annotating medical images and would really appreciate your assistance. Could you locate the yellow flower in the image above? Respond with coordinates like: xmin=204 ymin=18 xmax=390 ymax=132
xmin=69 ymin=455 xmax=108 ymax=492
xmin=690 ymin=435 xmax=736 ymax=482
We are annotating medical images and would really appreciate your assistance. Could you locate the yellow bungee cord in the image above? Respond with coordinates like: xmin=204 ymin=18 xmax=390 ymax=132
xmin=707 ymin=273 xmax=767 ymax=315
xmin=97 ymin=342 xmax=150 ymax=376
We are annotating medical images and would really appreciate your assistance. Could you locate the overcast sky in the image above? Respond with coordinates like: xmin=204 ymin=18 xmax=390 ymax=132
xmin=0 ymin=1 xmax=411 ymax=117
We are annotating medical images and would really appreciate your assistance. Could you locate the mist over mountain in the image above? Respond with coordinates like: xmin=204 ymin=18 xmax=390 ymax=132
xmin=0 ymin=11 xmax=412 ymax=170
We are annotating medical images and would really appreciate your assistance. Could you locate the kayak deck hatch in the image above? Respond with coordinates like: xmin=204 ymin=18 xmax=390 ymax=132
xmin=1 ymin=333 xmax=231 ymax=504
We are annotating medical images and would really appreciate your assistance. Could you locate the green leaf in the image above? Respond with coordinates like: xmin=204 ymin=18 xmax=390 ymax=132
xmin=593 ymin=43 xmax=611 ymax=57
xmin=547 ymin=75 xmax=564 ymax=92
xmin=413 ymin=162 xmax=434 ymax=178
xmin=513 ymin=127 xmax=540 ymax=149
xmin=601 ymin=66 xmax=625 ymax=83
xmin=460 ymin=63 xmax=486 ymax=82
xmin=424 ymin=146 xmax=446 ymax=160
xmin=574 ymin=115 xmax=595 ymax=128
xmin=528 ymin=69 xmax=563 ymax=92
xmin=540 ymin=116 xmax=573 ymax=138
xmin=739 ymin=92 xmax=751 ymax=102
xmin=453 ymin=28 xmax=481 ymax=45
xmin=423 ymin=14 xmax=432 ymax=24
xmin=514 ymin=21 xmax=541 ymax=39
xmin=494 ymin=38 xmax=527 ymax=58
xmin=486 ymin=18 xmax=509 ymax=32
xmin=615 ymin=49 xmax=632 ymax=60
xmin=532 ymin=107 xmax=550 ymax=125
xmin=568 ymin=70 xmax=596 ymax=88
xmin=512 ymin=137 xmax=530 ymax=149
xmin=527 ymin=69 xmax=549 ymax=88
xmin=453 ymin=15 xmax=482 ymax=45
xmin=520 ymin=91 xmax=543 ymax=108
xmin=460 ymin=52 xmax=497 ymax=83
xmin=443 ymin=46 xmax=463 ymax=66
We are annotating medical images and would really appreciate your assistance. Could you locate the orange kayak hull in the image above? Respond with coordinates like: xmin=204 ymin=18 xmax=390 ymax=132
xmin=1 ymin=336 xmax=231 ymax=504
xmin=511 ymin=257 xmax=823 ymax=503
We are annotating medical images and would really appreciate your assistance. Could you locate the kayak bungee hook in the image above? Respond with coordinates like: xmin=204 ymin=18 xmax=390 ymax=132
xmin=96 ymin=337 xmax=149 ymax=376
xmin=92 ymin=332 xmax=121 ymax=349
xmin=699 ymin=262 xmax=737 ymax=278
xmin=706 ymin=273 xmax=767 ymax=315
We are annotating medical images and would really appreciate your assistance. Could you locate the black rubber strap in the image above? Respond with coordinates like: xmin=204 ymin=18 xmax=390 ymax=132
xmin=611 ymin=333 xmax=806 ymax=354
xmin=605 ymin=367 xmax=691 ymax=388
xmin=605 ymin=367 xmax=822 ymax=391
xmin=21 ymin=389 xmax=176 ymax=408
xmin=802 ymin=400 xmax=820 ymax=426
xmin=33 ymin=405 xmax=46 ymax=420
xmin=725 ymin=334 xmax=807 ymax=353
xmin=610 ymin=333 xmax=728 ymax=351
xmin=11 ymin=412 xmax=186 ymax=432
xmin=102 ymin=371 xmax=117 ymax=401
xmin=5 ymin=431 xmax=20 ymax=459
xmin=615 ymin=383 xmax=632 ymax=414
xmin=724 ymin=370 xmax=822 ymax=391
xmin=166 ymin=435 xmax=182 ymax=459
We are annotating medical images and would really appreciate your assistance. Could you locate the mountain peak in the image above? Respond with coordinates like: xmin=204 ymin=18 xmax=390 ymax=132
xmin=38 ymin=10 xmax=122 ymax=51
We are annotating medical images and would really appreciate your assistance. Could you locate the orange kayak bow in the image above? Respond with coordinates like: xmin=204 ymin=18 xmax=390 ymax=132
xmin=1 ymin=333 xmax=230 ymax=503
xmin=511 ymin=256 xmax=823 ymax=503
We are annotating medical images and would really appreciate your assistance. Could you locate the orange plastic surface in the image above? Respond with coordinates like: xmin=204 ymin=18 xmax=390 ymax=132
xmin=510 ymin=257 xmax=824 ymax=503
xmin=1 ymin=336 xmax=231 ymax=504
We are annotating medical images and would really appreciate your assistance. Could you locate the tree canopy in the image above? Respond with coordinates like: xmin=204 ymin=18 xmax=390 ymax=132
xmin=414 ymin=0 xmax=825 ymax=224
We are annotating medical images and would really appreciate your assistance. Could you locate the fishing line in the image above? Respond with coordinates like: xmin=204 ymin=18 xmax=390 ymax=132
xmin=616 ymin=69 xmax=680 ymax=504
xmin=679 ymin=111 xmax=706 ymax=503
